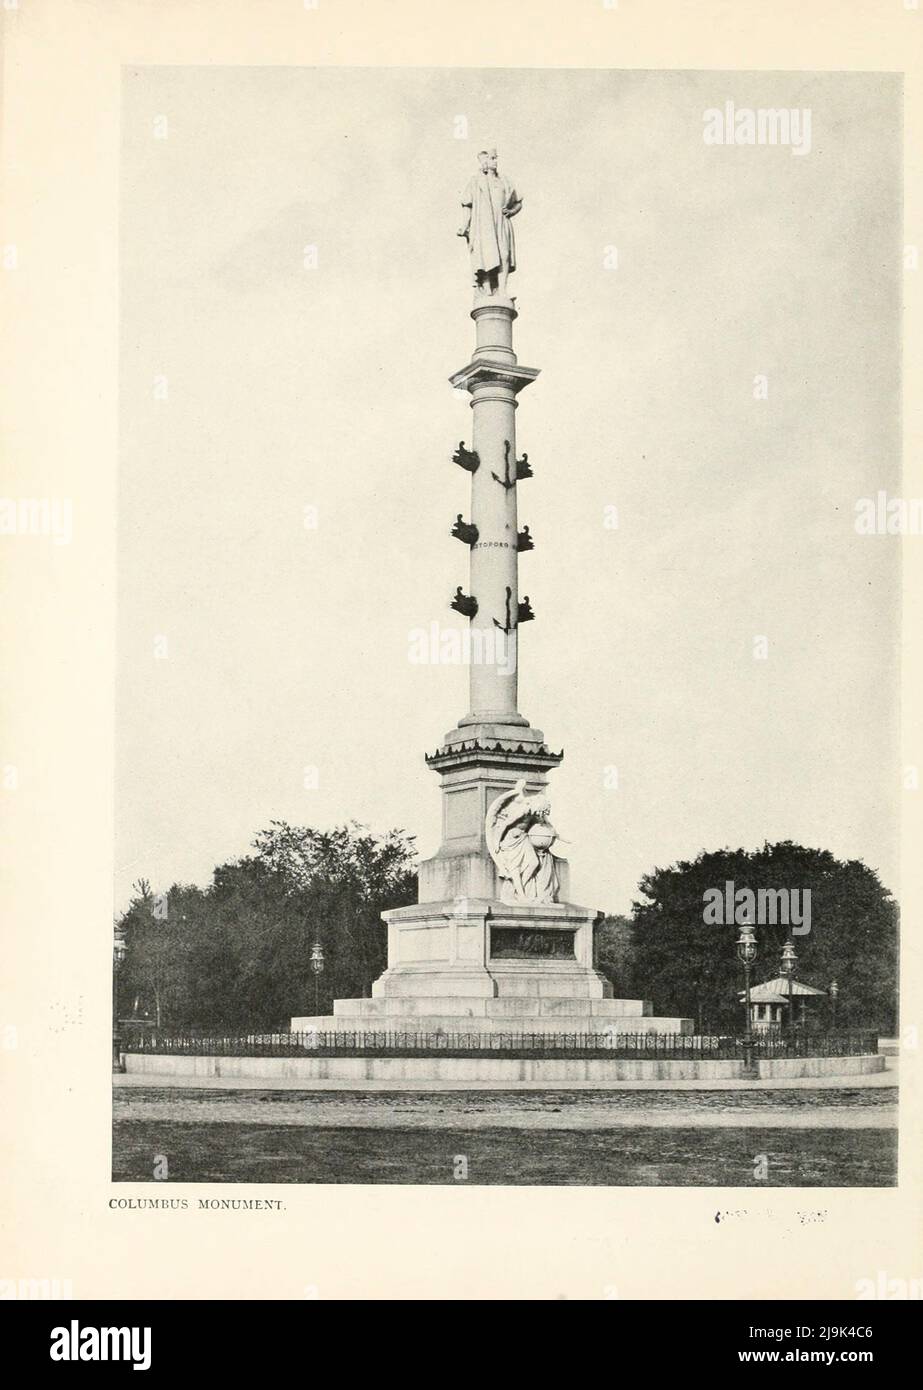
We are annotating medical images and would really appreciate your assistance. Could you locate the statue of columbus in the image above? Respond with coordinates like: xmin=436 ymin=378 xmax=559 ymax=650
xmin=457 ymin=148 xmax=522 ymax=298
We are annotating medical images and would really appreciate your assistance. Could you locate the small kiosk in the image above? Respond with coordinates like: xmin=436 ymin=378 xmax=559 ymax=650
xmin=741 ymin=976 xmax=828 ymax=1033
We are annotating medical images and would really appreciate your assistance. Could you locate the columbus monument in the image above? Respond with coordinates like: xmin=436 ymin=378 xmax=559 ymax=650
xmin=293 ymin=151 xmax=690 ymax=1036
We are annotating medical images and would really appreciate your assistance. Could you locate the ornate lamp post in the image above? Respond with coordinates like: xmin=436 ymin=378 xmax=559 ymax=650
xmin=780 ymin=938 xmax=797 ymax=1041
xmin=112 ymin=924 xmax=127 ymax=1073
xmin=829 ymin=979 xmax=839 ymax=1031
xmin=736 ymin=924 xmax=757 ymax=1077
xmin=309 ymin=941 xmax=325 ymax=1016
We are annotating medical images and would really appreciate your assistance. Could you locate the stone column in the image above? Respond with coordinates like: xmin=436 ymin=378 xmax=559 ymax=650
xmin=468 ymin=372 xmax=519 ymax=720
xmin=450 ymin=297 xmax=539 ymax=736
xmin=415 ymin=294 xmax=555 ymax=909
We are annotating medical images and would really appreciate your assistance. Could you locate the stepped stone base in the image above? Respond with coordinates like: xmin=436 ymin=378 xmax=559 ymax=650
xmin=292 ymin=897 xmax=692 ymax=1036
xmin=289 ymin=1013 xmax=693 ymax=1036
xmin=334 ymin=995 xmax=653 ymax=1018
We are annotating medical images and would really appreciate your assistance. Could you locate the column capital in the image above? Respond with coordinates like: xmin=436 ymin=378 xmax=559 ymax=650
xmin=425 ymin=739 xmax=563 ymax=777
xmin=448 ymin=361 xmax=540 ymax=395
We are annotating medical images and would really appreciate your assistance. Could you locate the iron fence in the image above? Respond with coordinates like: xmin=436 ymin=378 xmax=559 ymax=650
xmin=121 ymin=1029 xmax=879 ymax=1061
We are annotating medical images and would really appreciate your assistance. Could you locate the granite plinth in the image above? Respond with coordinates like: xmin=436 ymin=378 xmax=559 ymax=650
xmin=291 ymin=897 xmax=693 ymax=1037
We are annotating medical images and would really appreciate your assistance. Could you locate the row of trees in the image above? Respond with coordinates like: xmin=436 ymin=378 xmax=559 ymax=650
xmin=116 ymin=829 xmax=898 ymax=1034
xmin=116 ymin=822 xmax=417 ymax=1031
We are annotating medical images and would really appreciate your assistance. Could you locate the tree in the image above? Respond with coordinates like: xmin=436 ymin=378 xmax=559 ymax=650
xmin=117 ymin=879 xmax=201 ymax=1028
xmin=115 ymin=822 xmax=417 ymax=1031
xmin=596 ymin=915 xmax=636 ymax=998
xmin=618 ymin=842 xmax=897 ymax=1034
xmin=251 ymin=820 xmax=417 ymax=1009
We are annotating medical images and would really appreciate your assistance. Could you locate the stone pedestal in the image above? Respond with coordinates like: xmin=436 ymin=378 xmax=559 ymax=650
xmin=375 ymin=898 xmax=607 ymax=1000
xmin=419 ymin=734 xmax=567 ymax=904
xmin=290 ymin=897 xmax=694 ymax=1036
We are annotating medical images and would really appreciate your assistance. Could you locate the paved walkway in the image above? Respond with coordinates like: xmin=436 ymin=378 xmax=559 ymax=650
xmin=114 ymin=1062 xmax=898 ymax=1133
xmin=113 ymin=1091 xmax=896 ymax=1131
xmin=114 ymin=1059 xmax=897 ymax=1094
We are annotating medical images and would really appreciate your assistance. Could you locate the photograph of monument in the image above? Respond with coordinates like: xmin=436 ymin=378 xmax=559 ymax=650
xmin=112 ymin=67 xmax=899 ymax=1187
xmin=287 ymin=144 xmax=691 ymax=1046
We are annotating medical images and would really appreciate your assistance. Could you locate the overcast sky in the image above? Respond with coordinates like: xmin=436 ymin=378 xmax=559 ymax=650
xmin=117 ymin=66 xmax=901 ymax=916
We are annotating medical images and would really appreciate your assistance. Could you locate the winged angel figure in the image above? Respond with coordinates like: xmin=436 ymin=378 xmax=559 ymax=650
xmin=485 ymin=779 xmax=563 ymax=905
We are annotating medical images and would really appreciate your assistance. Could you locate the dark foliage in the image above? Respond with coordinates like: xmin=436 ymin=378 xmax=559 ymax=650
xmin=116 ymin=822 xmax=417 ymax=1030
xmin=598 ymin=842 xmax=897 ymax=1034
